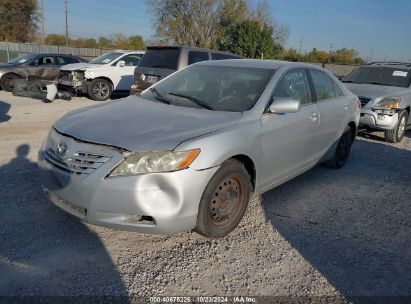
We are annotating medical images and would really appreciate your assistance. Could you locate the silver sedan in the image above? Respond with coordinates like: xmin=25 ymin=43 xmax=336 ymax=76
xmin=38 ymin=59 xmax=360 ymax=238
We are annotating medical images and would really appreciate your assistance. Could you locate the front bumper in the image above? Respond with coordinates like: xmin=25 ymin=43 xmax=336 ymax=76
xmin=38 ymin=131 xmax=219 ymax=234
xmin=359 ymin=108 xmax=399 ymax=131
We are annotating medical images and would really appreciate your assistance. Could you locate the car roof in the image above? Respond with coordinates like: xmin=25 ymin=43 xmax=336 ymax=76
xmin=112 ymin=50 xmax=145 ymax=54
xmin=146 ymin=45 xmax=240 ymax=56
xmin=196 ymin=59 xmax=322 ymax=70
xmin=29 ymin=53 xmax=81 ymax=57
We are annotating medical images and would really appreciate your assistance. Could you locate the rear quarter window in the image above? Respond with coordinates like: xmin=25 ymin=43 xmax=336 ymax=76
xmin=309 ymin=69 xmax=337 ymax=101
xmin=188 ymin=51 xmax=209 ymax=65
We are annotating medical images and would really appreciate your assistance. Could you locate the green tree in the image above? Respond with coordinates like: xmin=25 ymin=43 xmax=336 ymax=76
xmin=125 ymin=35 xmax=145 ymax=50
xmin=221 ymin=20 xmax=283 ymax=59
xmin=45 ymin=34 xmax=66 ymax=46
xmin=0 ymin=0 xmax=38 ymax=42
xmin=97 ymin=36 xmax=113 ymax=49
xmin=279 ymin=48 xmax=301 ymax=61
xmin=303 ymin=48 xmax=330 ymax=63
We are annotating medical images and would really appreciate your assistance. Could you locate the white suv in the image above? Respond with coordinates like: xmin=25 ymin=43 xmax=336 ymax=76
xmin=59 ymin=50 xmax=145 ymax=101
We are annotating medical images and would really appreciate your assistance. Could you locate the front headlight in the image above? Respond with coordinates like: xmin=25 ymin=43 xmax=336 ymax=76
xmin=373 ymin=97 xmax=401 ymax=109
xmin=108 ymin=149 xmax=200 ymax=177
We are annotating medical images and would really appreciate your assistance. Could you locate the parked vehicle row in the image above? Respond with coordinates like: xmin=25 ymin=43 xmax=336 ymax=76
xmin=38 ymin=59 xmax=360 ymax=238
xmin=0 ymin=53 xmax=86 ymax=91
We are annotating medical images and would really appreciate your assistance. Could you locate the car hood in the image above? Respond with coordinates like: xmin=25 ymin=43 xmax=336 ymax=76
xmin=0 ymin=63 xmax=17 ymax=69
xmin=60 ymin=62 xmax=104 ymax=71
xmin=54 ymin=96 xmax=242 ymax=152
xmin=344 ymin=83 xmax=405 ymax=99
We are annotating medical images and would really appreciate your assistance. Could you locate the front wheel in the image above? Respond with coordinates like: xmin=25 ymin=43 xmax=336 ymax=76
xmin=88 ymin=78 xmax=112 ymax=101
xmin=195 ymin=159 xmax=252 ymax=238
xmin=324 ymin=127 xmax=354 ymax=169
xmin=385 ymin=110 xmax=408 ymax=143
xmin=0 ymin=73 xmax=21 ymax=92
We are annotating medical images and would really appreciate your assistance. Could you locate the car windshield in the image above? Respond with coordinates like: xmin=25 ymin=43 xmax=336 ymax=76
xmin=7 ymin=54 xmax=37 ymax=65
xmin=89 ymin=52 xmax=124 ymax=64
xmin=140 ymin=65 xmax=274 ymax=112
xmin=138 ymin=48 xmax=180 ymax=70
xmin=343 ymin=67 xmax=411 ymax=88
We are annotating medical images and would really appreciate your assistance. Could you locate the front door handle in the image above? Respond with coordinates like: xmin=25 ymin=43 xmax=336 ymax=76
xmin=308 ymin=112 xmax=319 ymax=121
xmin=343 ymin=104 xmax=349 ymax=110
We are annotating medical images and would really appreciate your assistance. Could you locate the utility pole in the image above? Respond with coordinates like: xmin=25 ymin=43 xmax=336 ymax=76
xmin=329 ymin=44 xmax=334 ymax=54
xmin=65 ymin=0 xmax=69 ymax=45
xmin=40 ymin=0 xmax=45 ymax=44
xmin=298 ymin=37 xmax=303 ymax=55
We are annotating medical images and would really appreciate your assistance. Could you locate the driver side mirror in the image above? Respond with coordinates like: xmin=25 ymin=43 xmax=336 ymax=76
xmin=117 ymin=60 xmax=125 ymax=67
xmin=269 ymin=97 xmax=301 ymax=114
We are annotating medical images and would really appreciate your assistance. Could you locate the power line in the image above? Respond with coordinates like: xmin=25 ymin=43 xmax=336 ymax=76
xmin=40 ymin=0 xmax=45 ymax=43
xmin=64 ymin=0 xmax=69 ymax=45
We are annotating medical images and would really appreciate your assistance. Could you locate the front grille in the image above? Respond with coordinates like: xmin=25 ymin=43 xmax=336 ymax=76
xmin=45 ymin=149 xmax=111 ymax=176
xmin=359 ymin=96 xmax=372 ymax=107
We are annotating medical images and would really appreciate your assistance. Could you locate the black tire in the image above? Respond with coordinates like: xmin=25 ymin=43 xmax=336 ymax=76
xmin=384 ymin=110 xmax=408 ymax=143
xmin=195 ymin=159 xmax=252 ymax=238
xmin=88 ymin=78 xmax=112 ymax=101
xmin=324 ymin=126 xmax=354 ymax=169
xmin=0 ymin=73 xmax=21 ymax=92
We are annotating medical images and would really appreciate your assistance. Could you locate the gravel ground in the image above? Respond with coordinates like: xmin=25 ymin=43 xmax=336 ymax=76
xmin=0 ymin=91 xmax=410 ymax=302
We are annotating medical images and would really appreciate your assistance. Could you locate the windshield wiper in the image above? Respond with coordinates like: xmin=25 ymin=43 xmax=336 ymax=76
xmin=150 ymin=87 xmax=171 ymax=104
xmin=168 ymin=92 xmax=213 ymax=110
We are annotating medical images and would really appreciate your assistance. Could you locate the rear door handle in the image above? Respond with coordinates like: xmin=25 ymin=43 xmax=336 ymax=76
xmin=308 ymin=112 xmax=319 ymax=121
xmin=343 ymin=104 xmax=349 ymax=110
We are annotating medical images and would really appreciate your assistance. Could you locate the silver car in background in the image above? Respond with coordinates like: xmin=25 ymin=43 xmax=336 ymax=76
xmin=38 ymin=60 xmax=360 ymax=238
xmin=343 ymin=62 xmax=411 ymax=143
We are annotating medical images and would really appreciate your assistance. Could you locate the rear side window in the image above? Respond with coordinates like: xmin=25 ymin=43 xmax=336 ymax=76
xmin=138 ymin=48 xmax=180 ymax=70
xmin=309 ymin=69 xmax=336 ymax=101
xmin=211 ymin=53 xmax=239 ymax=60
xmin=57 ymin=56 xmax=77 ymax=65
xmin=188 ymin=51 xmax=209 ymax=65
xmin=121 ymin=54 xmax=142 ymax=66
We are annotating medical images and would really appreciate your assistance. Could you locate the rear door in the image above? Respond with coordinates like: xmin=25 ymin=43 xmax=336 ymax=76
xmin=113 ymin=53 xmax=144 ymax=90
xmin=260 ymin=68 xmax=320 ymax=188
xmin=307 ymin=69 xmax=347 ymax=157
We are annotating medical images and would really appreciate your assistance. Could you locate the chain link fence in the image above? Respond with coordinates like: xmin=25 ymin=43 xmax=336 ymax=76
xmin=0 ymin=41 xmax=360 ymax=77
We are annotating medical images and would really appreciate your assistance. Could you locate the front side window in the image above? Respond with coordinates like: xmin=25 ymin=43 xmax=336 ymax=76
xmin=140 ymin=65 xmax=274 ymax=112
xmin=32 ymin=56 xmax=56 ymax=66
xmin=309 ymin=69 xmax=336 ymax=101
xmin=272 ymin=69 xmax=312 ymax=105
xmin=188 ymin=51 xmax=209 ymax=65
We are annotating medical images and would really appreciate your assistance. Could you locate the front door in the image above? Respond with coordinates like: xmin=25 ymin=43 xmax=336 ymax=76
xmin=260 ymin=68 xmax=320 ymax=189
xmin=113 ymin=54 xmax=143 ymax=90
xmin=29 ymin=56 xmax=60 ymax=81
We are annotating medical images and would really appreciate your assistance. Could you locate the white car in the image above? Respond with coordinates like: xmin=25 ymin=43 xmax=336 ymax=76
xmin=59 ymin=50 xmax=145 ymax=101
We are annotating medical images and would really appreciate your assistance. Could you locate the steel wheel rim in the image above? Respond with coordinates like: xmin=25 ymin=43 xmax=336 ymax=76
xmin=398 ymin=115 xmax=406 ymax=138
xmin=93 ymin=81 xmax=110 ymax=99
xmin=210 ymin=175 xmax=244 ymax=228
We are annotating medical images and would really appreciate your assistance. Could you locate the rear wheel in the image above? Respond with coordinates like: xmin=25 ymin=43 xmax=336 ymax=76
xmin=324 ymin=126 xmax=354 ymax=169
xmin=0 ymin=73 xmax=21 ymax=92
xmin=385 ymin=110 xmax=408 ymax=143
xmin=88 ymin=78 xmax=112 ymax=101
xmin=195 ymin=159 xmax=252 ymax=238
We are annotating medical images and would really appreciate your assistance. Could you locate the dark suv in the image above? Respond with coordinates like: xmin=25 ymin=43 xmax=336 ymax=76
xmin=132 ymin=46 xmax=241 ymax=93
